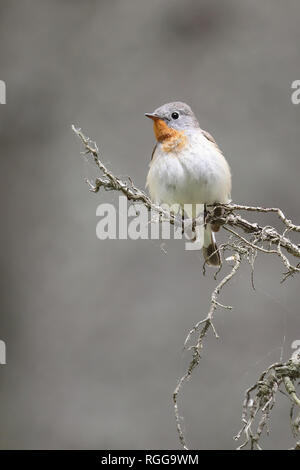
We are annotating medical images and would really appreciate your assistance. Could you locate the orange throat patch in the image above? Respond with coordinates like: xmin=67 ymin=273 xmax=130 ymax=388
xmin=153 ymin=119 xmax=187 ymax=153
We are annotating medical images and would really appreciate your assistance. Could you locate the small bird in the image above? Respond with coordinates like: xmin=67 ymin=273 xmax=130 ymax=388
xmin=145 ymin=101 xmax=231 ymax=266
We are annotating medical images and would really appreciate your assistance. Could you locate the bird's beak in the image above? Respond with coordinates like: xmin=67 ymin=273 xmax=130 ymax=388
xmin=145 ymin=113 xmax=162 ymax=121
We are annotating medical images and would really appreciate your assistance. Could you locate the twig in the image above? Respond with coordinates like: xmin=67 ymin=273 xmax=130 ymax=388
xmin=173 ymin=253 xmax=241 ymax=449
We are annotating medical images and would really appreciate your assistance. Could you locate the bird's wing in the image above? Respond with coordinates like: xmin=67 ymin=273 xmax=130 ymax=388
xmin=202 ymin=128 xmax=231 ymax=202
xmin=201 ymin=129 xmax=222 ymax=153
xmin=151 ymin=144 xmax=157 ymax=161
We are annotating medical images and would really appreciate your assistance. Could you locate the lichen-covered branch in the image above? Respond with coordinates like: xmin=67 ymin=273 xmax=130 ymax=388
xmin=73 ymin=125 xmax=300 ymax=450
xmin=234 ymin=354 xmax=300 ymax=450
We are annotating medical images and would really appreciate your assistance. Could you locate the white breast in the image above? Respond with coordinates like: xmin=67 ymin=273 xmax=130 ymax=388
xmin=146 ymin=130 xmax=231 ymax=210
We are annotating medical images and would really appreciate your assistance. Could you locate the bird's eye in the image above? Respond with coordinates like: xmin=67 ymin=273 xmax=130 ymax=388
xmin=171 ymin=112 xmax=179 ymax=120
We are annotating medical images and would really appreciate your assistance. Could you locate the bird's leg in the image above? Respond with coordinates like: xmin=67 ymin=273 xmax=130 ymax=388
xmin=181 ymin=207 xmax=185 ymax=234
xmin=204 ymin=203 xmax=208 ymax=228
xmin=211 ymin=203 xmax=223 ymax=232
xmin=190 ymin=204 xmax=198 ymax=242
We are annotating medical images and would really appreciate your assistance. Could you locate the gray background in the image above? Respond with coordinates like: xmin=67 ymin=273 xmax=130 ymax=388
xmin=0 ymin=0 xmax=299 ymax=449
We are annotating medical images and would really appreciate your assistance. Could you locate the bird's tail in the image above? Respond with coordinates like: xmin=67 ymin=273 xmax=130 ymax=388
xmin=203 ymin=224 xmax=221 ymax=266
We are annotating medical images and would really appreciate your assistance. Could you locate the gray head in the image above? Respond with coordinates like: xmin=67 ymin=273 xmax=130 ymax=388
xmin=145 ymin=101 xmax=200 ymax=130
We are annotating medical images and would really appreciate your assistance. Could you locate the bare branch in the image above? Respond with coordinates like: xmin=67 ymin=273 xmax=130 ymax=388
xmin=219 ymin=203 xmax=300 ymax=233
xmin=234 ymin=354 xmax=300 ymax=449
xmin=73 ymin=126 xmax=300 ymax=450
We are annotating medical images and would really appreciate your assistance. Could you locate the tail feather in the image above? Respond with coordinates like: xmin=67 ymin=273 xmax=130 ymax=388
xmin=203 ymin=225 xmax=221 ymax=266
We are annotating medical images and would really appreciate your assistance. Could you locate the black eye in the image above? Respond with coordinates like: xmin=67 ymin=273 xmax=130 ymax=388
xmin=171 ymin=111 xmax=179 ymax=120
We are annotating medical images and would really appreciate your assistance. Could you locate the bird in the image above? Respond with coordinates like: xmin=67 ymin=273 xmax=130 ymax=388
xmin=145 ymin=101 xmax=231 ymax=266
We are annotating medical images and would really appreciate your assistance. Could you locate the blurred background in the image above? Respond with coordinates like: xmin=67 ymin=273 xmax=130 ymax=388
xmin=0 ymin=0 xmax=299 ymax=450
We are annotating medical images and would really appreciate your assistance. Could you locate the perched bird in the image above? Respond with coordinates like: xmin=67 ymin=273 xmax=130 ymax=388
xmin=145 ymin=102 xmax=231 ymax=266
